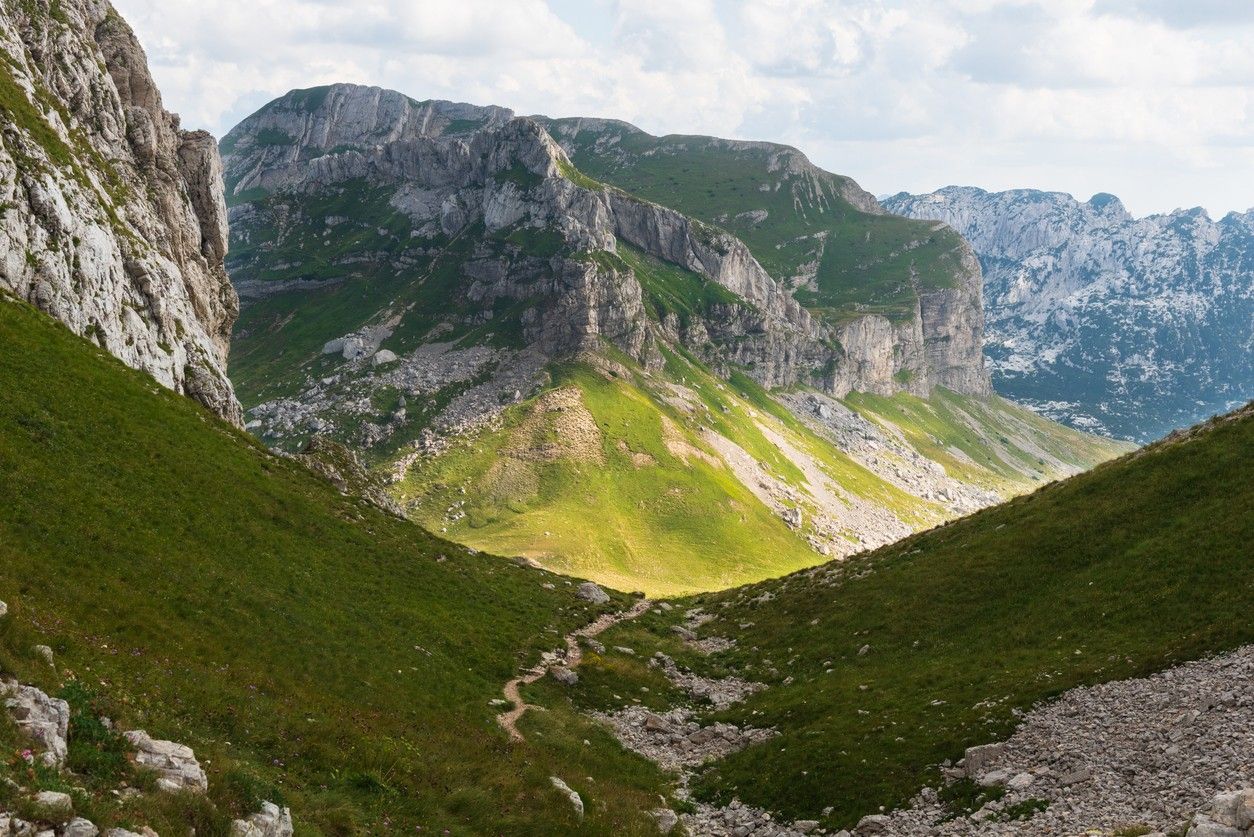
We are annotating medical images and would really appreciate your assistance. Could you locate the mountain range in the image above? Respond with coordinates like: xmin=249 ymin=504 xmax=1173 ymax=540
xmin=219 ymin=85 xmax=1125 ymax=594
xmin=884 ymin=186 xmax=1254 ymax=442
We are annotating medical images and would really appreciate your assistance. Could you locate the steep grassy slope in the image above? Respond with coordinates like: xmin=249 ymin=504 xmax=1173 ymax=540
xmin=395 ymin=344 xmax=1129 ymax=597
xmin=581 ymin=403 xmax=1253 ymax=828
xmin=0 ymin=294 xmax=675 ymax=834
xmin=540 ymin=121 xmax=971 ymax=322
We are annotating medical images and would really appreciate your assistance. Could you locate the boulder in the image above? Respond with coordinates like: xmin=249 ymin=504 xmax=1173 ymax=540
xmin=122 ymin=730 xmax=208 ymax=793
xmin=962 ymin=742 xmax=1005 ymax=777
xmin=230 ymin=802 xmax=293 ymax=837
xmin=1185 ymin=819 xmax=1242 ymax=837
xmin=549 ymin=667 xmax=578 ymax=686
xmin=0 ymin=600 xmax=7 ymax=618
xmin=371 ymin=349 xmax=398 ymax=366
xmin=795 ymin=820 xmax=820 ymax=834
xmin=575 ymin=582 xmax=610 ymax=604
xmin=550 ymin=777 xmax=583 ymax=819
xmin=1207 ymin=789 xmax=1254 ymax=829
xmin=32 ymin=646 xmax=54 ymax=667
xmin=32 ymin=790 xmax=72 ymax=817
xmin=855 ymin=814 xmax=889 ymax=834
xmin=0 ymin=681 xmax=70 ymax=766
xmin=63 ymin=819 xmax=99 ymax=837
xmin=977 ymin=769 xmax=1010 ymax=787
xmin=1058 ymin=766 xmax=1091 ymax=786
xmin=651 ymin=808 xmax=679 ymax=834
xmin=1007 ymin=771 xmax=1035 ymax=791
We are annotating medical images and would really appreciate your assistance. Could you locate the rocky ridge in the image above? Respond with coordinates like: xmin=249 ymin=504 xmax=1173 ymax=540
xmin=0 ymin=0 xmax=242 ymax=423
xmin=884 ymin=186 xmax=1253 ymax=441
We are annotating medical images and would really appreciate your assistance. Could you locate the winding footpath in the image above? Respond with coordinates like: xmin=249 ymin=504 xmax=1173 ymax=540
xmin=498 ymin=599 xmax=652 ymax=743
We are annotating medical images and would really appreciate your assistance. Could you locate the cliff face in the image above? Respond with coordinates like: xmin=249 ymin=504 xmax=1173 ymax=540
xmin=885 ymin=186 xmax=1253 ymax=440
xmin=0 ymin=0 xmax=241 ymax=423
xmin=539 ymin=117 xmax=992 ymax=399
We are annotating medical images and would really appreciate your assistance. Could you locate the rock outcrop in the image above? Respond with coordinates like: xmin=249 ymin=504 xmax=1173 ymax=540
xmin=885 ymin=186 xmax=1253 ymax=441
xmin=0 ymin=680 xmax=69 ymax=767
xmin=122 ymin=729 xmax=209 ymax=793
xmin=230 ymin=802 xmax=294 ymax=837
xmin=0 ymin=0 xmax=242 ymax=424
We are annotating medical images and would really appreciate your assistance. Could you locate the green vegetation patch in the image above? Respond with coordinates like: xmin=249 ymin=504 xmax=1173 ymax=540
xmin=619 ymin=242 xmax=746 ymax=327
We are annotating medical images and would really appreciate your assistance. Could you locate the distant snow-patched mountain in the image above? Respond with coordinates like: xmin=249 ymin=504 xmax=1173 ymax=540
xmin=884 ymin=187 xmax=1254 ymax=441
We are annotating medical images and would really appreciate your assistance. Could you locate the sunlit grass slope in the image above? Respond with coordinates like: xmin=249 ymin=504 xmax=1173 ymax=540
xmin=394 ymin=342 xmax=1128 ymax=597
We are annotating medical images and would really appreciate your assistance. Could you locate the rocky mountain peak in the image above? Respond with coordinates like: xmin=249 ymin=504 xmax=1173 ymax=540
xmin=885 ymin=186 xmax=1252 ymax=440
xmin=0 ymin=0 xmax=242 ymax=423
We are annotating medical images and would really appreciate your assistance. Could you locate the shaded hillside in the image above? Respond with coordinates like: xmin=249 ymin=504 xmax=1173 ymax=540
xmin=0 ymin=293 xmax=674 ymax=834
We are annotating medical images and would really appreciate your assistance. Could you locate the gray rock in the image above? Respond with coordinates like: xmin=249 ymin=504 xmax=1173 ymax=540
xmin=1186 ymin=819 xmax=1242 ymax=837
xmin=795 ymin=820 xmax=820 ymax=833
xmin=1 ymin=681 xmax=70 ymax=766
xmin=32 ymin=790 xmax=72 ymax=815
xmin=549 ymin=667 xmax=578 ymax=686
xmin=976 ymin=769 xmax=1010 ymax=787
xmin=1206 ymin=789 xmax=1254 ymax=829
xmin=855 ymin=813 xmax=890 ymax=833
xmin=32 ymin=646 xmax=53 ymax=667
xmin=62 ymin=819 xmax=99 ymax=837
xmin=122 ymin=729 xmax=208 ymax=792
xmin=962 ymin=742 xmax=1005 ymax=777
xmin=230 ymin=801 xmax=293 ymax=837
xmin=651 ymin=808 xmax=679 ymax=834
xmin=0 ymin=600 xmax=7 ymax=618
xmin=1006 ymin=771 xmax=1035 ymax=791
xmin=371 ymin=349 xmax=398 ymax=366
xmin=1059 ymin=766 xmax=1092 ymax=786
xmin=549 ymin=777 xmax=583 ymax=819
xmin=575 ymin=582 xmax=610 ymax=604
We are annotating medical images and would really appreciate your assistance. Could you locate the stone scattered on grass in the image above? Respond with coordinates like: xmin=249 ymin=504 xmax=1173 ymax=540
xmin=123 ymin=730 xmax=208 ymax=793
xmin=549 ymin=777 xmax=583 ymax=819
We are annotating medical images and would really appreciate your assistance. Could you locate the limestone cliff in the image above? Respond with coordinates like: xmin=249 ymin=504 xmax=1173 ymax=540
xmin=0 ymin=0 xmax=241 ymax=423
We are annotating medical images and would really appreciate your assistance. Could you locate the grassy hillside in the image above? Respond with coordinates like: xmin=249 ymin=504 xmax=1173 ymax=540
xmin=579 ymin=402 xmax=1253 ymax=829
xmin=395 ymin=343 xmax=1129 ymax=597
xmin=0 ymin=294 xmax=676 ymax=834
xmin=540 ymin=121 xmax=971 ymax=322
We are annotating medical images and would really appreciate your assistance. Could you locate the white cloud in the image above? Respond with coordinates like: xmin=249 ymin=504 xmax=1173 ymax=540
xmin=111 ymin=0 xmax=1254 ymax=216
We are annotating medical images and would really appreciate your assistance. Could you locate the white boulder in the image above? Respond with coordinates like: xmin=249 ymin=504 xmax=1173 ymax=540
xmin=123 ymin=730 xmax=208 ymax=793
xmin=1 ymin=681 xmax=70 ymax=766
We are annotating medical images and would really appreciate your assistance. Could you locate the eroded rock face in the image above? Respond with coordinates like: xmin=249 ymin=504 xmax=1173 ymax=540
xmin=0 ymin=0 xmax=242 ymax=424
xmin=0 ymin=680 xmax=70 ymax=767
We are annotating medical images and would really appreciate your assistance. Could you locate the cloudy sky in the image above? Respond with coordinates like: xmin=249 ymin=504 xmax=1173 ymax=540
xmin=112 ymin=0 xmax=1254 ymax=218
